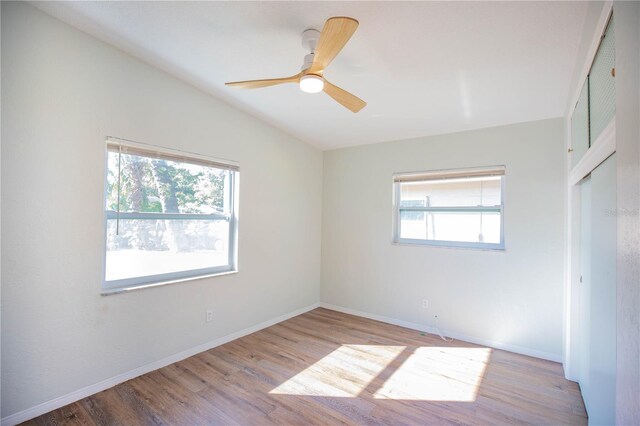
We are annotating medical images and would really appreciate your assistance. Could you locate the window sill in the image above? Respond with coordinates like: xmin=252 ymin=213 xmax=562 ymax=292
xmin=101 ymin=269 xmax=238 ymax=296
xmin=392 ymin=239 xmax=505 ymax=252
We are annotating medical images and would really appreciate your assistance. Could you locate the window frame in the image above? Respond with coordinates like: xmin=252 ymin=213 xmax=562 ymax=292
xmin=392 ymin=166 xmax=506 ymax=251
xmin=101 ymin=137 xmax=239 ymax=294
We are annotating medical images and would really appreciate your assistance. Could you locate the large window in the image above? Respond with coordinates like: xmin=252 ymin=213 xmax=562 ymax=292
xmin=103 ymin=138 xmax=239 ymax=293
xmin=393 ymin=166 xmax=505 ymax=250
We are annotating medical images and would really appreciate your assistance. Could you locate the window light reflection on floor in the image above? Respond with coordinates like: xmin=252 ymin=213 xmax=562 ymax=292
xmin=374 ymin=347 xmax=492 ymax=401
xmin=269 ymin=344 xmax=491 ymax=402
xmin=270 ymin=345 xmax=406 ymax=397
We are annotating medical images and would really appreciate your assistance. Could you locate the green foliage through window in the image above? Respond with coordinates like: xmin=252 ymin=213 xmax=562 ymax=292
xmin=106 ymin=152 xmax=227 ymax=215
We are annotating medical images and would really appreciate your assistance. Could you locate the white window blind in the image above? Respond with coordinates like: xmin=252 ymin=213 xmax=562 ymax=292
xmin=106 ymin=137 xmax=239 ymax=172
xmin=393 ymin=166 xmax=505 ymax=183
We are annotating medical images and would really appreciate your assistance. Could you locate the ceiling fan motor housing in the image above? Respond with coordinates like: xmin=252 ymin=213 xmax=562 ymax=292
xmin=301 ymin=28 xmax=321 ymax=52
xmin=301 ymin=29 xmax=321 ymax=71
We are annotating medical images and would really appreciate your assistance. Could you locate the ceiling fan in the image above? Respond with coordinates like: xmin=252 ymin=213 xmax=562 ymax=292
xmin=225 ymin=17 xmax=366 ymax=113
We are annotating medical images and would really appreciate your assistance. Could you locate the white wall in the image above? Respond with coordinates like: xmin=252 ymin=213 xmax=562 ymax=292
xmin=614 ymin=2 xmax=640 ymax=424
xmin=321 ymin=118 xmax=566 ymax=360
xmin=1 ymin=2 xmax=322 ymax=418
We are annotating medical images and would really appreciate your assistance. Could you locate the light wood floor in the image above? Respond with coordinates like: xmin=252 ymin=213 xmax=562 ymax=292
xmin=24 ymin=308 xmax=587 ymax=425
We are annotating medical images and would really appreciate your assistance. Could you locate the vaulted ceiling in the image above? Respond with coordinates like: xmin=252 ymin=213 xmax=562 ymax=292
xmin=34 ymin=1 xmax=592 ymax=149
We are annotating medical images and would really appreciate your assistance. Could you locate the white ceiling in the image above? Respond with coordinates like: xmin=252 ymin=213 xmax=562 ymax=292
xmin=33 ymin=1 xmax=591 ymax=150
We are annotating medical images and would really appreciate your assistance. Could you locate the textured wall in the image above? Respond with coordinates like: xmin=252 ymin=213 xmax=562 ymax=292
xmin=1 ymin=2 xmax=322 ymax=417
xmin=321 ymin=118 xmax=566 ymax=360
xmin=614 ymin=2 xmax=640 ymax=424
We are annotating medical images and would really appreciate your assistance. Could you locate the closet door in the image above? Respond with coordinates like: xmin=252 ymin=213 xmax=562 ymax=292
xmin=578 ymin=154 xmax=617 ymax=425
xmin=589 ymin=16 xmax=615 ymax=143
xmin=587 ymin=154 xmax=617 ymax=425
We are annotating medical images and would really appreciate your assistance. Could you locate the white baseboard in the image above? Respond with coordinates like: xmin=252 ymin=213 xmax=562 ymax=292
xmin=1 ymin=302 xmax=320 ymax=426
xmin=319 ymin=302 xmax=562 ymax=363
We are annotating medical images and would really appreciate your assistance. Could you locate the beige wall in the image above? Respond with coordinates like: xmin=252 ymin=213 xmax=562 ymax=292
xmin=4 ymin=0 xmax=634 ymax=422
xmin=321 ymin=118 xmax=566 ymax=360
xmin=1 ymin=2 xmax=322 ymax=417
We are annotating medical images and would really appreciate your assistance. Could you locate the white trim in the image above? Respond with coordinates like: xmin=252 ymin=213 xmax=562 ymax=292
xmin=320 ymin=302 xmax=562 ymax=363
xmin=569 ymin=119 xmax=616 ymax=186
xmin=394 ymin=238 xmax=504 ymax=251
xmin=0 ymin=302 xmax=321 ymax=426
xmin=564 ymin=114 xmax=573 ymax=380
xmin=101 ymin=270 xmax=239 ymax=296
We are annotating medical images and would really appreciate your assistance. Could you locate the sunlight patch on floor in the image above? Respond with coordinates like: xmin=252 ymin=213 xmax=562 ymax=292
xmin=373 ymin=347 xmax=492 ymax=401
xmin=269 ymin=345 xmax=406 ymax=397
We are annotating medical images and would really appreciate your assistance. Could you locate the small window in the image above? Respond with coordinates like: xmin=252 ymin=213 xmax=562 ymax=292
xmin=393 ymin=166 xmax=505 ymax=250
xmin=103 ymin=138 xmax=239 ymax=293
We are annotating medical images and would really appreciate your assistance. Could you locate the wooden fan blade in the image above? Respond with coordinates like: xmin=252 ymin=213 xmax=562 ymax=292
xmin=307 ymin=17 xmax=358 ymax=75
xmin=226 ymin=73 xmax=301 ymax=89
xmin=323 ymin=80 xmax=366 ymax=113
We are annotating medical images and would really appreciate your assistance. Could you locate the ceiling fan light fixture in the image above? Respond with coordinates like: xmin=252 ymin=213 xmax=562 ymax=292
xmin=225 ymin=17 xmax=366 ymax=112
xmin=299 ymin=74 xmax=324 ymax=93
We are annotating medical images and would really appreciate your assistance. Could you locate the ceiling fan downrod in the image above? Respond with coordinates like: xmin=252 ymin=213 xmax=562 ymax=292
xmin=301 ymin=29 xmax=321 ymax=71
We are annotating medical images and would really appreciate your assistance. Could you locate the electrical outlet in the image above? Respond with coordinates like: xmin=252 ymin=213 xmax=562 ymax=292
xmin=422 ymin=299 xmax=429 ymax=309
xmin=206 ymin=310 xmax=213 ymax=322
